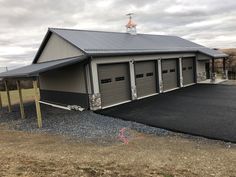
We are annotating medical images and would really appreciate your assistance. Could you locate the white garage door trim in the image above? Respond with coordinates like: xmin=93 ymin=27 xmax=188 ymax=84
xmin=137 ymin=93 xmax=159 ymax=100
xmin=162 ymin=87 xmax=179 ymax=93
xmin=102 ymin=100 xmax=132 ymax=109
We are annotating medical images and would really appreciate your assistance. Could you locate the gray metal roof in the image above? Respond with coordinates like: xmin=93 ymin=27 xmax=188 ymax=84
xmin=50 ymin=28 xmax=227 ymax=58
xmin=0 ymin=56 xmax=87 ymax=79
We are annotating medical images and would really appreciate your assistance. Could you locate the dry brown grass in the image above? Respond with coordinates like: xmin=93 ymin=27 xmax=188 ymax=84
xmin=0 ymin=125 xmax=235 ymax=177
xmin=221 ymin=48 xmax=236 ymax=66
xmin=0 ymin=88 xmax=35 ymax=107
xmin=221 ymin=48 xmax=236 ymax=54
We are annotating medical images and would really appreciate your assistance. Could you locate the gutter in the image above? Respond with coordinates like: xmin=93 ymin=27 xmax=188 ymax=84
xmin=87 ymin=50 xmax=228 ymax=58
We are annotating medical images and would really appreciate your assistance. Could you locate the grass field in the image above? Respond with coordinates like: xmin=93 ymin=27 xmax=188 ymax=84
xmin=0 ymin=88 xmax=35 ymax=107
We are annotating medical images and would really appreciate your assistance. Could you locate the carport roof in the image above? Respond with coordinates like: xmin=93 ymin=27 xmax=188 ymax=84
xmin=0 ymin=56 xmax=87 ymax=79
xmin=40 ymin=28 xmax=227 ymax=59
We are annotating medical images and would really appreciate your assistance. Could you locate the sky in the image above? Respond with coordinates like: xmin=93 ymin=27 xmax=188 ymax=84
xmin=0 ymin=0 xmax=236 ymax=70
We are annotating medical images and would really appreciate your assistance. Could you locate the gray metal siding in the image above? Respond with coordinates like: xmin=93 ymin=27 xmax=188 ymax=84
xmin=98 ymin=63 xmax=131 ymax=107
xmin=135 ymin=61 xmax=157 ymax=97
xmin=39 ymin=63 xmax=87 ymax=93
xmin=162 ymin=59 xmax=178 ymax=91
xmin=182 ymin=58 xmax=194 ymax=85
xmin=197 ymin=60 xmax=208 ymax=82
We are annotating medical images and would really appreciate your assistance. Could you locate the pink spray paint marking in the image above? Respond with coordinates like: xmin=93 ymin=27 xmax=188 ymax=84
xmin=118 ymin=127 xmax=129 ymax=144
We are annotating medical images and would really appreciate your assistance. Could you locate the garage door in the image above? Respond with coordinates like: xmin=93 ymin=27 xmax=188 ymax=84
xmin=135 ymin=61 xmax=157 ymax=97
xmin=182 ymin=58 xmax=195 ymax=86
xmin=162 ymin=59 xmax=178 ymax=91
xmin=98 ymin=63 xmax=131 ymax=107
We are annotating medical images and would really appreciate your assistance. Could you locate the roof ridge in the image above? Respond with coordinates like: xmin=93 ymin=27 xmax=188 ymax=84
xmin=49 ymin=27 xmax=128 ymax=34
xmin=49 ymin=27 xmax=174 ymax=37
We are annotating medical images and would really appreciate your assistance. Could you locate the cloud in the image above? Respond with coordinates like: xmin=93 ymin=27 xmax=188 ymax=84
xmin=0 ymin=0 xmax=235 ymax=68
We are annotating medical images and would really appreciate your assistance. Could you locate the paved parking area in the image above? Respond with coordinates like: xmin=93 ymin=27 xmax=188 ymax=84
xmin=98 ymin=84 xmax=236 ymax=143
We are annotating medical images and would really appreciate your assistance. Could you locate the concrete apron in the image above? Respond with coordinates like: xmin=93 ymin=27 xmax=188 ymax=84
xmin=199 ymin=79 xmax=227 ymax=84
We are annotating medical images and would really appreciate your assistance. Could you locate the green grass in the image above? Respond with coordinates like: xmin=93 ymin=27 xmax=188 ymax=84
xmin=0 ymin=88 xmax=35 ymax=107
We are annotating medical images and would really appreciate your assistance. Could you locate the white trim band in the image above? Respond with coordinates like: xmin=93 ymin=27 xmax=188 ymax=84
xmin=163 ymin=87 xmax=180 ymax=93
xmin=102 ymin=100 xmax=132 ymax=109
xmin=137 ymin=93 xmax=159 ymax=100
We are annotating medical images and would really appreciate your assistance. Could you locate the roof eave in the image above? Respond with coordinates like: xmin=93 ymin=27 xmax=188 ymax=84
xmin=87 ymin=49 xmax=228 ymax=59
xmin=0 ymin=55 xmax=88 ymax=80
xmin=49 ymin=28 xmax=88 ymax=55
xmin=197 ymin=51 xmax=228 ymax=59
xmin=32 ymin=28 xmax=89 ymax=64
xmin=32 ymin=29 xmax=52 ymax=64
xmin=87 ymin=50 xmax=198 ymax=57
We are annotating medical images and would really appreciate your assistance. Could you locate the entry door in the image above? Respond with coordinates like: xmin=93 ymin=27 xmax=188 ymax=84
xmin=135 ymin=61 xmax=157 ymax=98
xmin=98 ymin=63 xmax=131 ymax=107
xmin=182 ymin=58 xmax=195 ymax=85
xmin=162 ymin=59 xmax=178 ymax=91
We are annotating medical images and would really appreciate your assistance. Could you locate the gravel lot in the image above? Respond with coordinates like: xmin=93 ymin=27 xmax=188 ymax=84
xmin=0 ymin=102 xmax=170 ymax=143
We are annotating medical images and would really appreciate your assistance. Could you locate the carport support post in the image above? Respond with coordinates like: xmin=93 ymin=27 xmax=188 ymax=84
xmin=211 ymin=58 xmax=216 ymax=82
xmin=178 ymin=57 xmax=183 ymax=87
xmin=16 ymin=80 xmax=25 ymax=119
xmin=33 ymin=79 xmax=42 ymax=128
xmin=222 ymin=58 xmax=228 ymax=80
xmin=4 ymin=80 xmax=12 ymax=112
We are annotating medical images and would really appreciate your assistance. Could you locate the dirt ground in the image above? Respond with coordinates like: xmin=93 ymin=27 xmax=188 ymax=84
xmin=0 ymin=124 xmax=235 ymax=177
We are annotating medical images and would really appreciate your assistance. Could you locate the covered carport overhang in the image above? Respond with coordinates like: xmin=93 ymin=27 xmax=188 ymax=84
xmin=196 ymin=49 xmax=229 ymax=81
xmin=0 ymin=56 xmax=88 ymax=128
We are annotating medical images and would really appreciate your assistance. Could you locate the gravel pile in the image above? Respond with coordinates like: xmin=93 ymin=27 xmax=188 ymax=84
xmin=0 ymin=103 xmax=170 ymax=143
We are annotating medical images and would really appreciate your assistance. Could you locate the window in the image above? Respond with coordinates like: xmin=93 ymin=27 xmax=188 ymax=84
xmin=188 ymin=66 xmax=193 ymax=70
xmin=136 ymin=74 xmax=144 ymax=78
xmin=101 ymin=78 xmax=112 ymax=84
xmin=162 ymin=70 xmax=168 ymax=74
xmin=170 ymin=69 xmax=175 ymax=73
xmin=115 ymin=76 xmax=125 ymax=81
xmin=146 ymin=72 xmax=154 ymax=77
xmin=183 ymin=67 xmax=187 ymax=71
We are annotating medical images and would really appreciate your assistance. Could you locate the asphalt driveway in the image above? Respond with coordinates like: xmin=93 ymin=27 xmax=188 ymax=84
xmin=97 ymin=84 xmax=236 ymax=143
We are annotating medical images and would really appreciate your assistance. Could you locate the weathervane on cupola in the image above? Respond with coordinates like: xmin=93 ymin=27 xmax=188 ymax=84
xmin=126 ymin=13 xmax=137 ymax=35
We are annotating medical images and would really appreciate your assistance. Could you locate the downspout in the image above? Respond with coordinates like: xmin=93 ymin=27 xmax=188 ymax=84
xmin=211 ymin=58 xmax=216 ymax=82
